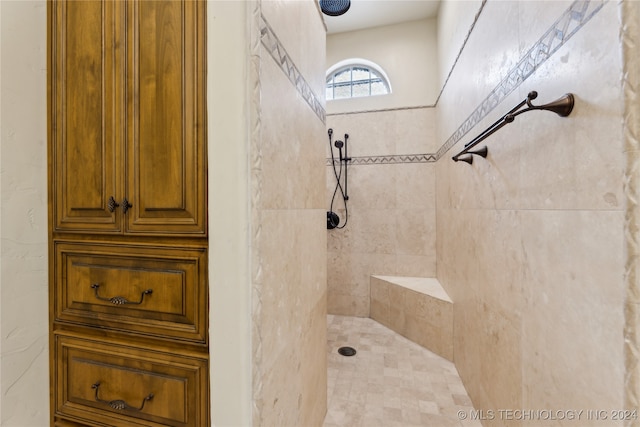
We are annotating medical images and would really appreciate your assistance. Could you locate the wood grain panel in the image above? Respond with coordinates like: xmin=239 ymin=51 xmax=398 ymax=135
xmin=127 ymin=0 xmax=206 ymax=235
xmin=56 ymin=334 xmax=208 ymax=426
xmin=55 ymin=242 xmax=207 ymax=343
xmin=51 ymin=0 xmax=123 ymax=232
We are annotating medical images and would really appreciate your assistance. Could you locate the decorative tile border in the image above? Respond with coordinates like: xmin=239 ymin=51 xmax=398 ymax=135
xmin=326 ymin=153 xmax=437 ymax=166
xmin=435 ymin=0 xmax=606 ymax=160
xmin=260 ymin=14 xmax=326 ymax=123
xmin=325 ymin=0 xmax=605 ymax=166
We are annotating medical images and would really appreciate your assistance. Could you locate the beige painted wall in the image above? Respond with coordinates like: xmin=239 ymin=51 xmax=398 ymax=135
xmin=208 ymin=1 xmax=252 ymax=425
xmin=0 ymin=1 xmax=49 ymax=425
xmin=327 ymin=18 xmax=438 ymax=113
xmin=1 ymin=1 xmax=327 ymax=426
xmin=436 ymin=1 xmax=625 ymax=423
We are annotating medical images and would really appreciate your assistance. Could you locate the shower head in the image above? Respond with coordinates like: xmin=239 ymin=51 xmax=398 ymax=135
xmin=334 ymin=140 xmax=344 ymax=161
xmin=320 ymin=0 xmax=350 ymax=17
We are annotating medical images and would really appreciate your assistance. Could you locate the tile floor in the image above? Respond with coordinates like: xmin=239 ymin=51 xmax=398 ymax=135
xmin=323 ymin=315 xmax=482 ymax=427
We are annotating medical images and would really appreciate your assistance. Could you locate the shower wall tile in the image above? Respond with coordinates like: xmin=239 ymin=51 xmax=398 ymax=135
xmin=298 ymin=296 xmax=328 ymax=424
xmin=514 ymin=5 xmax=623 ymax=211
xmin=254 ymin=4 xmax=327 ymax=426
xmin=261 ymin=0 xmax=326 ymax=98
xmin=463 ymin=1 xmax=521 ymax=99
xmin=436 ymin=0 xmax=624 ymax=421
xmin=436 ymin=89 xmax=525 ymax=212
xmin=349 ymin=209 xmax=397 ymax=254
xmin=327 ymin=250 xmax=397 ymax=313
xmin=260 ymin=296 xmax=327 ymax=426
xmin=516 ymin=1 xmax=574 ymax=59
xmin=393 ymin=108 xmax=438 ymax=154
xmin=396 ymin=254 xmax=435 ymax=278
xmin=520 ymin=210 xmax=624 ymax=416
xmin=436 ymin=0 xmax=520 ymax=148
xmin=327 ymin=107 xmax=436 ymax=158
xmin=327 ymin=109 xmax=438 ymax=317
xmin=261 ymin=58 xmax=326 ymax=210
xmin=388 ymin=283 xmax=406 ymax=332
xmin=396 ymin=163 xmax=435 ymax=210
xmin=259 ymin=295 xmax=327 ymax=424
xmin=346 ymin=165 xmax=397 ymax=210
xmin=396 ymin=209 xmax=435 ymax=256
xmin=370 ymin=277 xmax=390 ymax=324
xmin=328 ymin=289 xmax=370 ymax=318
xmin=453 ymin=297 xmax=523 ymax=427
xmin=327 ymin=112 xmax=396 ymax=158
xmin=258 ymin=209 xmax=328 ymax=423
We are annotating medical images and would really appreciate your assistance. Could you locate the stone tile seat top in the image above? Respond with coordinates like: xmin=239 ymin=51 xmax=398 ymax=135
xmin=372 ymin=276 xmax=452 ymax=303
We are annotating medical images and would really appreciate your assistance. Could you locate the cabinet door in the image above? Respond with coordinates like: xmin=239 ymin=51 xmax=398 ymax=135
xmin=125 ymin=0 xmax=207 ymax=236
xmin=50 ymin=0 xmax=124 ymax=233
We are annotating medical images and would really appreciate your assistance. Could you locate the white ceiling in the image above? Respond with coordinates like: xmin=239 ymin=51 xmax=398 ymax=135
xmin=323 ymin=0 xmax=441 ymax=34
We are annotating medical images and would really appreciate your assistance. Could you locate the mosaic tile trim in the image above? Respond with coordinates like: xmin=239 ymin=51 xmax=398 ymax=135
xmin=260 ymin=14 xmax=326 ymax=123
xmin=435 ymin=0 xmax=606 ymax=160
xmin=326 ymin=153 xmax=437 ymax=166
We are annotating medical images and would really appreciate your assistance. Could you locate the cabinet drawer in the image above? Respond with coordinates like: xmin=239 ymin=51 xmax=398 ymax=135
xmin=55 ymin=334 xmax=208 ymax=427
xmin=55 ymin=242 xmax=207 ymax=343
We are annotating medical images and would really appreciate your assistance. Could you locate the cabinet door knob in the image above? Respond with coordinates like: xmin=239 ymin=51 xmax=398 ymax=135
xmin=107 ymin=196 xmax=120 ymax=213
xmin=122 ymin=197 xmax=132 ymax=214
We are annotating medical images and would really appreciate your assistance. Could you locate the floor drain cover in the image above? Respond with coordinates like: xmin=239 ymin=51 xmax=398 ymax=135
xmin=338 ymin=346 xmax=357 ymax=357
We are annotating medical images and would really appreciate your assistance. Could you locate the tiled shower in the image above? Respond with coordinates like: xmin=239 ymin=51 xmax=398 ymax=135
xmin=327 ymin=0 xmax=638 ymax=425
xmin=2 ymin=0 xmax=640 ymax=426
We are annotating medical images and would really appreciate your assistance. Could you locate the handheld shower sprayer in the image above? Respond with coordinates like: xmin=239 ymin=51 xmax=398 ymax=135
xmin=327 ymin=128 xmax=351 ymax=230
xmin=334 ymin=139 xmax=344 ymax=161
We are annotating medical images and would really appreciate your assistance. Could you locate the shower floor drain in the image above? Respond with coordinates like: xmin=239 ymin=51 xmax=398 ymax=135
xmin=338 ymin=346 xmax=356 ymax=357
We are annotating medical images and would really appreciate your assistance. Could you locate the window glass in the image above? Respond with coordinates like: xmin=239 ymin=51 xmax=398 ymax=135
xmin=334 ymin=83 xmax=351 ymax=99
xmin=325 ymin=62 xmax=390 ymax=101
xmin=334 ymin=69 xmax=351 ymax=83
xmin=351 ymin=67 xmax=369 ymax=82
xmin=326 ymin=86 xmax=334 ymax=101
xmin=370 ymin=80 xmax=387 ymax=96
xmin=352 ymin=82 xmax=369 ymax=97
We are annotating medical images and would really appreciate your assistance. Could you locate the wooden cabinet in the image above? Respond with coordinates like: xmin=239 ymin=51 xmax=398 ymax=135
xmin=48 ymin=1 xmax=208 ymax=426
xmin=54 ymin=242 xmax=208 ymax=343
xmin=50 ymin=0 xmax=206 ymax=236
xmin=55 ymin=334 xmax=208 ymax=427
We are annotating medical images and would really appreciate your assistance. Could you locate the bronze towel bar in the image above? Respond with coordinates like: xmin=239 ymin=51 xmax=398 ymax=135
xmin=452 ymin=91 xmax=575 ymax=164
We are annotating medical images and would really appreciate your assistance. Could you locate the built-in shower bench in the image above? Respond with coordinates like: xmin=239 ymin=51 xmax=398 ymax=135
xmin=370 ymin=276 xmax=453 ymax=361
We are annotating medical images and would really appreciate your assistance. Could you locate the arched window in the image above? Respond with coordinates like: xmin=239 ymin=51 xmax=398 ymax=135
xmin=326 ymin=59 xmax=391 ymax=101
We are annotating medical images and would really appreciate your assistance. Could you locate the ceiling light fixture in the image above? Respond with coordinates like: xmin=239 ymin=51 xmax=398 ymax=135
xmin=320 ymin=0 xmax=351 ymax=17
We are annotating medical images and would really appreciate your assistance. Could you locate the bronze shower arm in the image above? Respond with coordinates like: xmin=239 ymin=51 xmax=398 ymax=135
xmin=463 ymin=93 xmax=534 ymax=148
xmin=452 ymin=91 xmax=575 ymax=164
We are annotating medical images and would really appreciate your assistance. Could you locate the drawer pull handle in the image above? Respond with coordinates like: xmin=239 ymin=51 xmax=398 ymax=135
xmin=92 ymin=382 xmax=154 ymax=412
xmin=91 ymin=284 xmax=153 ymax=305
